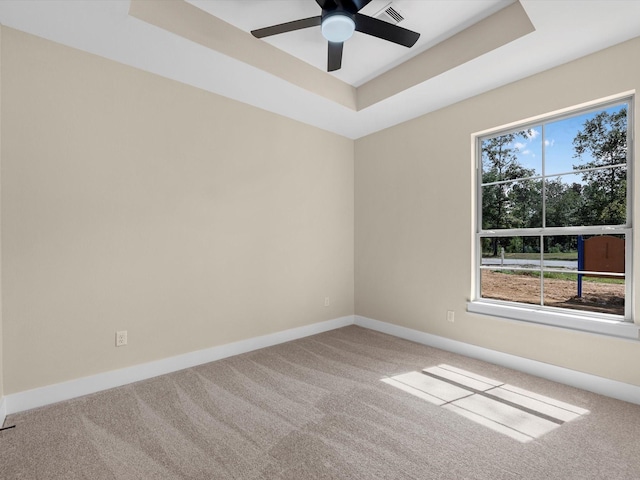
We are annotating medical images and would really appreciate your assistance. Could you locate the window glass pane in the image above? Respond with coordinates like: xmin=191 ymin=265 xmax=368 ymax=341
xmin=481 ymin=127 xmax=542 ymax=183
xmin=481 ymin=269 xmax=541 ymax=305
xmin=482 ymin=179 xmax=542 ymax=230
xmin=545 ymin=104 xmax=628 ymax=176
xmin=542 ymin=235 xmax=578 ymax=271
xmin=514 ymin=127 xmax=542 ymax=177
xmin=575 ymin=165 xmax=626 ymax=226
xmin=543 ymin=273 xmax=624 ymax=316
xmin=545 ymin=167 xmax=627 ymax=227
xmin=578 ymin=234 xmax=625 ymax=274
xmin=544 ymin=174 xmax=583 ymax=228
xmin=481 ymin=236 xmax=540 ymax=267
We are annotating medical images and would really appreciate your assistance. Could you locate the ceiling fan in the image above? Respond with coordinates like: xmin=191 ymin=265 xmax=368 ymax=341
xmin=251 ymin=0 xmax=420 ymax=72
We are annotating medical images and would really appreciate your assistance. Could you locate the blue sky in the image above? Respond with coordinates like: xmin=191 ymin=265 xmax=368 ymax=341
xmin=512 ymin=103 xmax=626 ymax=184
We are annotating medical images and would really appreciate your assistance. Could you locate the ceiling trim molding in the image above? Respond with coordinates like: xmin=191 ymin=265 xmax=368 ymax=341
xmin=130 ymin=0 xmax=533 ymax=113
xmin=3 ymin=1 xmax=635 ymax=140
xmin=356 ymin=1 xmax=535 ymax=110
xmin=128 ymin=0 xmax=357 ymax=110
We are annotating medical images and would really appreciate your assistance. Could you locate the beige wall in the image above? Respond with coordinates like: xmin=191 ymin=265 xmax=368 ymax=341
xmin=1 ymin=28 xmax=354 ymax=394
xmin=0 ymin=26 xmax=3 ymax=400
xmin=2 ymin=23 xmax=639 ymax=398
xmin=355 ymin=36 xmax=640 ymax=387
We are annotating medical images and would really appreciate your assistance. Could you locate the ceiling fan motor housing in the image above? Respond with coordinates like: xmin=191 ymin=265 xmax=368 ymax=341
xmin=321 ymin=10 xmax=356 ymax=42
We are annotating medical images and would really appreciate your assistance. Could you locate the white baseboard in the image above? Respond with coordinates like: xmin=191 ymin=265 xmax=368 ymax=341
xmin=0 ymin=396 xmax=6 ymax=427
xmin=4 ymin=315 xmax=355 ymax=415
xmin=5 ymin=313 xmax=639 ymax=417
xmin=355 ymin=315 xmax=640 ymax=406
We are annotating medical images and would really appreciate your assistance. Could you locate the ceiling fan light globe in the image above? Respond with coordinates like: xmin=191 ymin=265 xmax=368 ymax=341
xmin=321 ymin=14 xmax=355 ymax=43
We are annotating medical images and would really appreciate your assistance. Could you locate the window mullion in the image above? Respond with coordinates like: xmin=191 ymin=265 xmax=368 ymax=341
xmin=540 ymin=124 xmax=546 ymax=307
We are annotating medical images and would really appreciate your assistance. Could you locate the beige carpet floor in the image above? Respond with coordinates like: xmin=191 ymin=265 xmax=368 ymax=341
xmin=1 ymin=325 xmax=640 ymax=479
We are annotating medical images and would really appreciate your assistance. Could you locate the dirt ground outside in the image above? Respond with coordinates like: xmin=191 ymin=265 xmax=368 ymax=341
xmin=481 ymin=270 xmax=624 ymax=316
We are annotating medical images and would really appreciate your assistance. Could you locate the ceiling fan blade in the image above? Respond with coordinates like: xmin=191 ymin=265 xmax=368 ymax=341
xmin=316 ymin=0 xmax=338 ymax=10
xmin=338 ymin=0 xmax=373 ymax=13
xmin=251 ymin=16 xmax=321 ymax=38
xmin=354 ymin=14 xmax=420 ymax=47
xmin=328 ymin=41 xmax=344 ymax=71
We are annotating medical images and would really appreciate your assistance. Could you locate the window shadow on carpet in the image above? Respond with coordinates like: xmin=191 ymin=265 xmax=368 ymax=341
xmin=381 ymin=364 xmax=589 ymax=443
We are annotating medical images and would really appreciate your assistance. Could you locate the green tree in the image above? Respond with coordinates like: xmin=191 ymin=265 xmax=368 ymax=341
xmin=572 ymin=107 xmax=627 ymax=225
xmin=545 ymin=178 xmax=582 ymax=228
xmin=481 ymin=131 xmax=535 ymax=255
xmin=508 ymin=177 xmax=542 ymax=230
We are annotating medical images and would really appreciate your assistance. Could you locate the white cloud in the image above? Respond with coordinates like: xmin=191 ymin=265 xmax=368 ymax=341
xmin=526 ymin=129 xmax=540 ymax=140
xmin=545 ymin=139 xmax=555 ymax=147
xmin=514 ymin=142 xmax=526 ymax=150
xmin=522 ymin=149 xmax=532 ymax=156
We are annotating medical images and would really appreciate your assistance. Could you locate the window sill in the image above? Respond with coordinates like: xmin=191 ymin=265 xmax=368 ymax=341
xmin=467 ymin=301 xmax=640 ymax=340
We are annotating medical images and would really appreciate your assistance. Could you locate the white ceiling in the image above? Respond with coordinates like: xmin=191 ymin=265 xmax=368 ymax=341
xmin=0 ymin=1 xmax=639 ymax=139
xmin=187 ymin=0 xmax=511 ymax=86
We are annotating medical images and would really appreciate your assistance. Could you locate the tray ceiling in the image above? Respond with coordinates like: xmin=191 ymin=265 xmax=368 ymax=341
xmin=0 ymin=1 xmax=639 ymax=139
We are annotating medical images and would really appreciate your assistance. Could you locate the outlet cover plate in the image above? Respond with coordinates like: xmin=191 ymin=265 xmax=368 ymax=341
xmin=116 ymin=330 xmax=128 ymax=347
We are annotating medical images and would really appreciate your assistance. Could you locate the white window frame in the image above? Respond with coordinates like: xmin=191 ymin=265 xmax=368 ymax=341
xmin=468 ymin=94 xmax=639 ymax=340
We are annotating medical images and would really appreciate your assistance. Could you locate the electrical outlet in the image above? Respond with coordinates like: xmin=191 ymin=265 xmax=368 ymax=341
xmin=116 ymin=330 xmax=128 ymax=347
xmin=446 ymin=311 xmax=455 ymax=323
xmin=324 ymin=297 xmax=330 ymax=307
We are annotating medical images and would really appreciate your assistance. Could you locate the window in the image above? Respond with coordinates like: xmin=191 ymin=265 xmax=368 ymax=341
xmin=469 ymin=97 xmax=638 ymax=339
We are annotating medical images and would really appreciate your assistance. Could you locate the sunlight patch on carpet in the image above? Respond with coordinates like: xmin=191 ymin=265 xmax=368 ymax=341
xmin=381 ymin=364 xmax=589 ymax=443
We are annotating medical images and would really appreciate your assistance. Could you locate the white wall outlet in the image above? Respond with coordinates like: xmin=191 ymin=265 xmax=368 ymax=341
xmin=446 ymin=311 xmax=455 ymax=323
xmin=116 ymin=330 xmax=128 ymax=347
xmin=324 ymin=297 xmax=330 ymax=307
